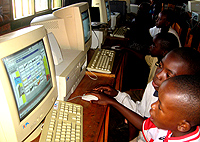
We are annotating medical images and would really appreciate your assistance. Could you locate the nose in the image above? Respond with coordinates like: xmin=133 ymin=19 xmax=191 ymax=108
xmin=151 ymin=101 xmax=157 ymax=110
xmin=155 ymin=68 xmax=163 ymax=80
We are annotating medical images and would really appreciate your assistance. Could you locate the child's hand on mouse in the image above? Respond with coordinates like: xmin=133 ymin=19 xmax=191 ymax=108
xmin=93 ymin=84 xmax=118 ymax=97
xmin=86 ymin=90 xmax=116 ymax=105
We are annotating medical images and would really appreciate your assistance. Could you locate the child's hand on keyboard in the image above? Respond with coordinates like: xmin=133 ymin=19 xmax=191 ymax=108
xmin=93 ymin=84 xmax=118 ymax=97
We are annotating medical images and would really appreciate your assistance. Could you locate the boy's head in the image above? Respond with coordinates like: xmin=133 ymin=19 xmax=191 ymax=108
xmin=155 ymin=9 xmax=175 ymax=28
xmin=150 ymin=75 xmax=200 ymax=133
xmin=152 ymin=47 xmax=200 ymax=91
xmin=149 ymin=32 xmax=179 ymax=58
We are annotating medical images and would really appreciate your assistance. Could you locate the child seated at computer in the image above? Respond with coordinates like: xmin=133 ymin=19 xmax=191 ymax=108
xmin=122 ymin=32 xmax=179 ymax=93
xmin=92 ymin=47 xmax=200 ymax=118
xmin=149 ymin=9 xmax=181 ymax=47
xmin=88 ymin=47 xmax=200 ymax=140
xmin=145 ymin=32 xmax=179 ymax=83
xmin=88 ymin=75 xmax=200 ymax=141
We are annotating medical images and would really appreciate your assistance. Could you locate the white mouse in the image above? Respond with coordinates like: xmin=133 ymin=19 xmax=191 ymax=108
xmin=110 ymin=45 xmax=121 ymax=50
xmin=82 ymin=94 xmax=99 ymax=101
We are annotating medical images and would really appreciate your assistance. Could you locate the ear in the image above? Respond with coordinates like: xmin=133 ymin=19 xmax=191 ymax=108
xmin=177 ymin=120 xmax=191 ymax=132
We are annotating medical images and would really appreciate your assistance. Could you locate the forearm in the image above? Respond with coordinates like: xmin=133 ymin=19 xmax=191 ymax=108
xmin=110 ymin=99 xmax=144 ymax=130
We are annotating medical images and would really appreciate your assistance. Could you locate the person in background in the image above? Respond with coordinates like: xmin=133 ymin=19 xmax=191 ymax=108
xmin=123 ymin=32 xmax=179 ymax=92
xmin=145 ymin=32 xmax=179 ymax=83
xmin=127 ymin=2 xmax=153 ymax=54
xmin=149 ymin=9 xmax=181 ymax=47
xmin=149 ymin=0 xmax=162 ymax=23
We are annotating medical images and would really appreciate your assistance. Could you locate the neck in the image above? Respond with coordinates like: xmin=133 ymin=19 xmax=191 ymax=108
xmin=171 ymin=126 xmax=197 ymax=137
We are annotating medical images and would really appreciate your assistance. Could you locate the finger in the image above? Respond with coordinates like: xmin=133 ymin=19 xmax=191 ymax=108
xmin=103 ymin=90 xmax=111 ymax=94
xmin=90 ymin=100 xmax=99 ymax=104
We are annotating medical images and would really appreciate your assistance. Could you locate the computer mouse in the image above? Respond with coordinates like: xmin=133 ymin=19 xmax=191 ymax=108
xmin=111 ymin=45 xmax=121 ymax=50
xmin=82 ymin=94 xmax=99 ymax=101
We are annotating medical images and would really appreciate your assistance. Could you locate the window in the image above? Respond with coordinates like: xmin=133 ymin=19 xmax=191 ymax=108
xmin=12 ymin=0 xmax=62 ymax=20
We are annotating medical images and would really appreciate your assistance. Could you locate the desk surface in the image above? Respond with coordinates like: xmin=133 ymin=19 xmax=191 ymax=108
xmin=68 ymin=73 xmax=115 ymax=142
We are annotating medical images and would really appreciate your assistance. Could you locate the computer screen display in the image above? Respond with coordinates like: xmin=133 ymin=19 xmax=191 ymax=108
xmin=82 ymin=10 xmax=91 ymax=43
xmin=2 ymin=39 xmax=52 ymax=121
xmin=89 ymin=7 xmax=100 ymax=22
xmin=105 ymin=1 xmax=111 ymax=22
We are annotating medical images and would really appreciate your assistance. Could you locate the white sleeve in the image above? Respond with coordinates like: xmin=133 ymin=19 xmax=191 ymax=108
xmin=114 ymin=91 xmax=137 ymax=112
xmin=114 ymin=82 xmax=157 ymax=118
xmin=135 ymin=81 xmax=157 ymax=118
xmin=149 ymin=26 xmax=161 ymax=37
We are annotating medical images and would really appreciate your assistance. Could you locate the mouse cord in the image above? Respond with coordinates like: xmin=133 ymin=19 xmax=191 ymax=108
xmin=66 ymin=96 xmax=83 ymax=102
xmin=86 ymin=70 xmax=98 ymax=80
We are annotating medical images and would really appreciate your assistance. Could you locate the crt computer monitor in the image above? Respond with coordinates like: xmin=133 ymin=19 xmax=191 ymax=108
xmin=0 ymin=25 xmax=58 ymax=142
xmin=188 ymin=0 xmax=200 ymax=12
xmin=31 ymin=2 xmax=92 ymax=51
xmin=91 ymin=0 xmax=110 ymax=24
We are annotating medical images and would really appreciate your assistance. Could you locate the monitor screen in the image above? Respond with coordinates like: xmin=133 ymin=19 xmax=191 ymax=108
xmin=105 ymin=1 xmax=111 ymax=22
xmin=2 ymin=40 xmax=52 ymax=121
xmin=89 ymin=7 xmax=100 ymax=22
xmin=82 ymin=10 xmax=91 ymax=44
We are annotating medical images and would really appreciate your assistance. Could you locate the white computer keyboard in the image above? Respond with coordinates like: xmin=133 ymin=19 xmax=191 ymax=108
xmin=110 ymin=26 xmax=128 ymax=38
xmin=39 ymin=100 xmax=83 ymax=142
xmin=87 ymin=49 xmax=116 ymax=74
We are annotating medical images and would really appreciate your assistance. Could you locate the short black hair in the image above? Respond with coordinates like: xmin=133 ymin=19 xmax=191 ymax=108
xmin=154 ymin=32 xmax=179 ymax=51
xmin=171 ymin=47 xmax=200 ymax=75
xmin=167 ymin=75 xmax=200 ymax=125
xmin=160 ymin=9 xmax=175 ymax=26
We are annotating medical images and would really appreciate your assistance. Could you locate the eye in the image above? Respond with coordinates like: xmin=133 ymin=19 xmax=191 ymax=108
xmin=166 ymin=73 xmax=170 ymax=78
xmin=158 ymin=103 xmax=161 ymax=110
xmin=166 ymin=72 xmax=173 ymax=78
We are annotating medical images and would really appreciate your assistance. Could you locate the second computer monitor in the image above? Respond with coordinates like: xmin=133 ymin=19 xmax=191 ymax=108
xmin=31 ymin=2 xmax=92 ymax=51
xmin=91 ymin=0 xmax=111 ymax=25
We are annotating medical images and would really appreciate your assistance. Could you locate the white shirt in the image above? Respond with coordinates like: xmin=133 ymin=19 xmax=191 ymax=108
xmin=114 ymin=81 xmax=157 ymax=118
xmin=149 ymin=26 xmax=182 ymax=47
